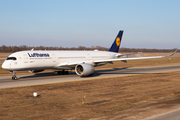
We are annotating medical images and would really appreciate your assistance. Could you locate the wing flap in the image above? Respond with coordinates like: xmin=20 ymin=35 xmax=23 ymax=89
xmin=116 ymin=52 xmax=141 ymax=58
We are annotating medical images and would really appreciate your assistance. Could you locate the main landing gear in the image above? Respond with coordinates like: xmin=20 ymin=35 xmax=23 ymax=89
xmin=57 ymin=70 xmax=69 ymax=75
xmin=12 ymin=71 xmax=18 ymax=80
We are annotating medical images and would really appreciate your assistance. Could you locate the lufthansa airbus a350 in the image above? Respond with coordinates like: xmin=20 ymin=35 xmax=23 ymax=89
xmin=2 ymin=31 xmax=176 ymax=80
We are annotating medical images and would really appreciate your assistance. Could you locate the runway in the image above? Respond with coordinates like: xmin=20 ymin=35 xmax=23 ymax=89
xmin=0 ymin=65 xmax=180 ymax=88
xmin=144 ymin=108 xmax=180 ymax=120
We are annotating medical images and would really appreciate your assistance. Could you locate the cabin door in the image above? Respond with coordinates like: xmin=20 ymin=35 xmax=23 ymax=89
xmin=52 ymin=54 xmax=56 ymax=62
xmin=87 ymin=54 xmax=91 ymax=61
xmin=23 ymin=54 xmax=28 ymax=63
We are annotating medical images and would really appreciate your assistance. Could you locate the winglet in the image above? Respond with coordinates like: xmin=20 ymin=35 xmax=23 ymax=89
xmin=166 ymin=49 xmax=178 ymax=57
xmin=109 ymin=30 xmax=123 ymax=53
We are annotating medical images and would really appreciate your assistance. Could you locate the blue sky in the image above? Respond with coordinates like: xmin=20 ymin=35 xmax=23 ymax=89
xmin=0 ymin=0 xmax=180 ymax=49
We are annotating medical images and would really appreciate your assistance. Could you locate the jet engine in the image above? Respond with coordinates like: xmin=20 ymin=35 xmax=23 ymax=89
xmin=28 ymin=70 xmax=45 ymax=73
xmin=75 ymin=63 xmax=94 ymax=76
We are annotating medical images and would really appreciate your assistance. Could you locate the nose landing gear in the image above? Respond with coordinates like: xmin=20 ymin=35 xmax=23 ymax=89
xmin=12 ymin=71 xmax=18 ymax=80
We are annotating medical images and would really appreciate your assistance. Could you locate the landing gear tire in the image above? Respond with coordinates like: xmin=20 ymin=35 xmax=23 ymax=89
xmin=62 ymin=70 xmax=65 ymax=75
xmin=57 ymin=70 xmax=69 ymax=75
xmin=57 ymin=71 xmax=62 ymax=75
xmin=65 ymin=71 xmax=69 ymax=75
xmin=12 ymin=75 xmax=18 ymax=80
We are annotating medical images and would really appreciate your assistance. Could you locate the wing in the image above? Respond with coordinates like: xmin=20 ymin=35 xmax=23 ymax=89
xmin=58 ymin=56 xmax=163 ymax=68
xmin=94 ymin=56 xmax=164 ymax=63
xmin=95 ymin=49 xmax=178 ymax=64
xmin=58 ymin=49 xmax=177 ymax=68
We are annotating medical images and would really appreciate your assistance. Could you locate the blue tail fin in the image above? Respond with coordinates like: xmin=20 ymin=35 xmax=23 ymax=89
xmin=109 ymin=30 xmax=123 ymax=53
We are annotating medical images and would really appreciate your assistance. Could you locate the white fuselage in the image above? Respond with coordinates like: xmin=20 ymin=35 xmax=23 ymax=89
xmin=2 ymin=50 xmax=119 ymax=71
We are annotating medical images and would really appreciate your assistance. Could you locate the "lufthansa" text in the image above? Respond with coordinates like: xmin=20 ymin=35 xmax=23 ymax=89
xmin=28 ymin=53 xmax=50 ymax=57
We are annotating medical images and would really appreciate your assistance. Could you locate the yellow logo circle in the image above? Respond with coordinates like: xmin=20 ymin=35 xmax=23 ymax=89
xmin=116 ymin=37 xmax=121 ymax=46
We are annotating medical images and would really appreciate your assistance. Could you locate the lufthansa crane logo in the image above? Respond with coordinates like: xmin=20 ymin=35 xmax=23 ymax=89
xmin=116 ymin=37 xmax=121 ymax=46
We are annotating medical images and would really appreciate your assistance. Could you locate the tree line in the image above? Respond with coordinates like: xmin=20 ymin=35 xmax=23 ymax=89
xmin=0 ymin=45 xmax=178 ymax=53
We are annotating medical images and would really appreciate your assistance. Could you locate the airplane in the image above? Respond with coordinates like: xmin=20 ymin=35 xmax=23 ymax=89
xmin=1 ymin=30 xmax=177 ymax=80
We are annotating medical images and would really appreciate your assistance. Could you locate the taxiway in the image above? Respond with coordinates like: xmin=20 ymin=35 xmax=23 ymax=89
xmin=144 ymin=107 xmax=180 ymax=120
xmin=0 ymin=65 xmax=180 ymax=88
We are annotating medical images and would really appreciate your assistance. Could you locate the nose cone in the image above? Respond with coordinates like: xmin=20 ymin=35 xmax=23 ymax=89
xmin=2 ymin=62 xmax=6 ymax=69
xmin=1 ymin=61 xmax=10 ymax=70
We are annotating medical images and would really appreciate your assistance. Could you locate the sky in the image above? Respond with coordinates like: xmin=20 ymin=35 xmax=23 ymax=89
xmin=0 ymin=0 xmax=180 ymax=49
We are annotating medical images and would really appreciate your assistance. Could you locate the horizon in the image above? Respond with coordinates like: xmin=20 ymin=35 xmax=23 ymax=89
xmin=0 ymin=44 xmax=178 ymax=51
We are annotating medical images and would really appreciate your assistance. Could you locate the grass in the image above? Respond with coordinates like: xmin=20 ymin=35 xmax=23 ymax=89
xmin=1 ymin=71 xmax=180 ymax=119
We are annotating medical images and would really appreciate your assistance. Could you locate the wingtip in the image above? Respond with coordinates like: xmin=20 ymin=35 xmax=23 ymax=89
xmin=166 ymin=49 xmax=178 ymax=57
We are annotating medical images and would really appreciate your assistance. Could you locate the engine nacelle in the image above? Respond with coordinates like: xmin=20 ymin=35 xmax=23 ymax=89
xmin=28 ymin=69 xmax=45 ymax=73
xmin=75 ymin=63 xmax=94 ymax=76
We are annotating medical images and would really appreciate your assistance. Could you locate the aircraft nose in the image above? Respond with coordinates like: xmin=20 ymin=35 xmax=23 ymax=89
xmin=1 ymin=61 xmax=9 ymax=70
xmin=2 ymin=62 xmax=6 ymax=69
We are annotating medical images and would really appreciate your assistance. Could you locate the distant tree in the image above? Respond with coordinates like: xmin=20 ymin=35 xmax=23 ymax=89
xmin=0 ymin=45 xmax=178 ymax=53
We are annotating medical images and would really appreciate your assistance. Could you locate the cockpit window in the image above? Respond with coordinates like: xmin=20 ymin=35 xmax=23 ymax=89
xmin=6 ymin=57 xmax=17 ymax=60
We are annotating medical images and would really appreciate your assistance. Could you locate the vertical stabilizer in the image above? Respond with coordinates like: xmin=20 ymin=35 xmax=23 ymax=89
xmin=109 ymin=30 xmax=123 ymax=53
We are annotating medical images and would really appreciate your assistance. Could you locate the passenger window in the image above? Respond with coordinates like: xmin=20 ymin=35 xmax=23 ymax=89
xmin=6 ymin=57 xmax=17 ymax=60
